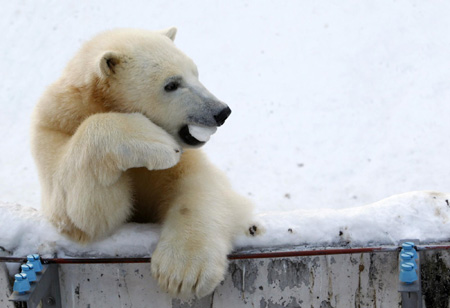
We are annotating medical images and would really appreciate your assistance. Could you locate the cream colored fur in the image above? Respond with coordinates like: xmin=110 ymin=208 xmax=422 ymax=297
xmin=30 ymin=28 xmax=257 ymax=298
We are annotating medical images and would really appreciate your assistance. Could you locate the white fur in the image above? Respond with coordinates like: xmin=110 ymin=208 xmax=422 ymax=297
xmin=30 ymin=28 xmax=256 ymax=299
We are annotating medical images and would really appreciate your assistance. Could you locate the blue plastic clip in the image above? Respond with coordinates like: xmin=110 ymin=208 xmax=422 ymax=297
xmin=401 ymin=242 xmax=418 ymax=259
xmin=399 ymin=262 xmax=418 ymax=284
xmin=400 ymin=252 xmax=417 ymax=269
xmin=21 ymin=263 xmax=37 ymax=282
xmin=13 ymin=273 xmax=31 ymax=294
xmin=27 ymin=254 xmax=43 ymax=272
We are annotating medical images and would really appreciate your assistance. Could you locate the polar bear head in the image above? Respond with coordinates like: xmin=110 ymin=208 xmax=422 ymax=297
xmin=74 ymin=28 xmax=231 ymax=147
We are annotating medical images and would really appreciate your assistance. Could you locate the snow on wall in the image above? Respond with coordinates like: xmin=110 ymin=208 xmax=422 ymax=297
xmin=0 ymin=202 xmax=160 ymax=258
xmin=1 ymin=191 xmax=449 ymax=258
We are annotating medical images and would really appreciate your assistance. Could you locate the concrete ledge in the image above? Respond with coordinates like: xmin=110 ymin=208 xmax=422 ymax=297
xmin=1 ymin=246 xmax=449 ymax=307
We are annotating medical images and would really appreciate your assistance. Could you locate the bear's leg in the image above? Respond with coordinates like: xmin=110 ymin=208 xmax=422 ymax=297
xmin=51 ymin=112 xmax=181 ymax=242
xmin=150 ymin=165 xmax=253 ymax=298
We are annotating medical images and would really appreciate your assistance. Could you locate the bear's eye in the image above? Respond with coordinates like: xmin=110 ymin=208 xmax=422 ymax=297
xmin=164 ymin=81 xmax=180 ymax=92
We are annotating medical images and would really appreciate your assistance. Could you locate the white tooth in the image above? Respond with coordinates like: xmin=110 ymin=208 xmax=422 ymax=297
xmin=188 ymin=125 xmax=217 ymax=142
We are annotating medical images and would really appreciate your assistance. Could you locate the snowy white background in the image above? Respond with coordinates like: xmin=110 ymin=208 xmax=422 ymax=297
xmin=1 ymin=1 xmax=450 ymax=254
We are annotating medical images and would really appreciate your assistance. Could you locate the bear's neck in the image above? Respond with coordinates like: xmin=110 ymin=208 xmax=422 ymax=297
xmin=37 ymin=76 xmax=112 ymax=135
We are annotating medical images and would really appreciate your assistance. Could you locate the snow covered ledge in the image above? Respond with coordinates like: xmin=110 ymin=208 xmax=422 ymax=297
xmin=1 ymin=191 xmax=450 ymax=307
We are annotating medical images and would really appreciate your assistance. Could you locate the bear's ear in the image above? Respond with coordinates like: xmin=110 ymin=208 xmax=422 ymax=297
xmin=98 ymin=51 xmax=122 ymax=78
xmin=159 ymin=27 xmax=177 ymax=41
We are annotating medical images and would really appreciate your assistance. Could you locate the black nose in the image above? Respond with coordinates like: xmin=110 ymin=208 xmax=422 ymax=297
xmin=214 ymin=106 xmax=232 ymax=126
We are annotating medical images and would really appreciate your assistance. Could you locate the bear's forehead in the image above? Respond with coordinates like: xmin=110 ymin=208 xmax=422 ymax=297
xmin=131 ymin=46 xmax=196 ymax=74
xmin=87 ymin=29 xmax=197 ymax=77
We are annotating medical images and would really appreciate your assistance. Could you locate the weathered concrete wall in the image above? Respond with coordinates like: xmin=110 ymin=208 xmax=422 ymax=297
xmin=0 ymin=263 xmax=13 ymax=308
xmin=0 ymin=251 xmax=14 ymax=308
xmin=421 ymin=250 xmax=450 ymax=308
xmin=2 ymin=249 xmax=450 ymax=307
xmin=58 ymin=252 xmax=402 ymax=307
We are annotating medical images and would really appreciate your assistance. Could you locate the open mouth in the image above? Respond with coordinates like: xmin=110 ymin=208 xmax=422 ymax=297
xmin=178 ymin=124 xmax=218 ymax=146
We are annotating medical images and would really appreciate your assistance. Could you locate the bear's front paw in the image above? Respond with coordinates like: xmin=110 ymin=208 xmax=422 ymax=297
xmin=117 ymin=137 xmax=182 ymax=171
xmin=151 ymin=241 xmax=227 ymax=299
xmin=147 ymin=142 xmax=182 ymax=170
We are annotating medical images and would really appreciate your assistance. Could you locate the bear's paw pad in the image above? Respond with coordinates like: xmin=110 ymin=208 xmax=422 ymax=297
xmin=151 ymin=244 xmax=227 ymax=299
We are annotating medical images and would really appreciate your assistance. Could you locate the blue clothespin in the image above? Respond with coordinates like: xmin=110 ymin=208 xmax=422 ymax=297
xmin=27 ymin=254 xmax=43 ymax=272
xmin=13 ymin=273 xmax=31 ymax=294
xmin=21 ymin=263 xmax=37 ymax=282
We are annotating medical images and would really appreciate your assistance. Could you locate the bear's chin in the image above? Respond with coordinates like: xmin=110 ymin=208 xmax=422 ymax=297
xmin=178 ymin=125 xmax=206 ymax=147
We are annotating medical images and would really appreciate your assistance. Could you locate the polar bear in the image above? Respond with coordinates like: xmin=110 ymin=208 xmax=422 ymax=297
xmin=30 ymin=28 xmax=256 ymax=298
